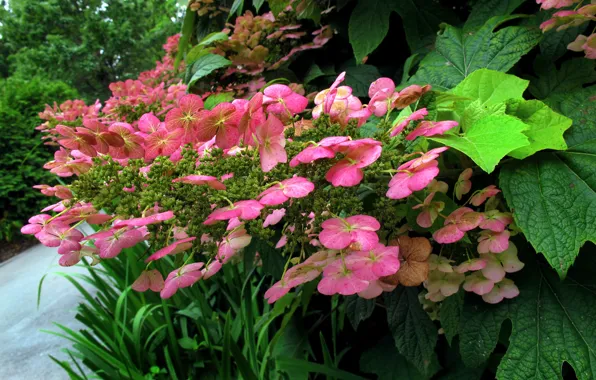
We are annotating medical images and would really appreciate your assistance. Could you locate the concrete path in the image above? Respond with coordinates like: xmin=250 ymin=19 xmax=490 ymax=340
xmin=0 ymin=243 xmax=93 ymax=379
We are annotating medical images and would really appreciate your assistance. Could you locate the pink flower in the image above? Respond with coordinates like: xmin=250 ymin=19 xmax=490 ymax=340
xmin=386 ymin=161 xmax=440 ymax=199
xmin=217 ymin=229 xmax=252 ymax=263
xmin=479 ymin=210 xmax=513 ymax=232
xmin=165 ymin=94 xmax=204 ymax=143
xmin=263 ymin=208 xmax=286 ymax=228
xmin=145 ymin=237 xmax=196 ymax=262
xmin=318 ymin=259 xmax=370 ymax=296
xmin=537 ymin=0 xmax=578 ymax=10
xmin=455 ymin=168 xmax=473 ymax=200
xmin=497 ymin=243 xmax=525 ymax=273
xmin=258 ymin=177 xmax=315 ymax=205
xmin=453 ymin=258 xmax=488 ymax=273
xmin=36 ymin=223 xmax=84 ymax=254
xmin=144 ymin=128 xmax=184 ymax=160
xmin=161 ymin=263 xmax=204 ymax=299
xmin=202 ymin=260 xmax=223 ymax=280
xmin=108 ymin=122 xmax=145 ymax=159
xmin=319 ymin=215 xmax=380 ymax=250
xmin=263 ymin=84 xmax=308 ymax=117
xmin=114 ymin=211 xmax=175 ymax=228
xmin=255 ymin=114 xmax=287 ymax=172
xmin=568 ymin=33 xmax=596 ymax=59
xmin=204 ymin=200 xmax=264 ymax=225
xmin=345 ymin=244 xmax=400 ymax=280
xmin=470 ymin=185 xmax=501 ymax=206
xmin=479 ymin=253 xmax=507 ymax=282
xmin=367 ymin=78 xmax=396 ymax=116
xmin=425 ymin=270 xmax=465 ymax=300
xmin=326 ymin=140 xmax=382 ymax=187
xmin=289 ymin=136 xmax=350 ymax=167
xmin=195 ymin=103 xmax=240 ymax=149
xmin=482 ymin=278 xmax=519 ymax=304
xmin=235 ymin=92 xmax=265 ymax=145
xmin=428 ymin=254 xmax=454 ymax=273
xmin=433 ymin=207 xmax=483 ymax=244
xmin=138 ymin=113 xmax=162 ymax=134
xmin=392 ymin=84 xmax=431 ymax=109
xmin=172 ymin=175 xmax=226 ymax=190
xmin=21 ymin=214 xmax=52 ymax=235
xmin=406 ymin=120 xmax=458 ymax=141
xmin=390 ymin=108 xmax=428 ymax=137
xmin=58 ymin=246 xmax=98 ymax=267
xmin=412 ymin=192 xmax=445 ymax=228
xmin=264 ymin=280 xmax=292 ymax=303
xmin=463 ymin=271 xmax=495 ymax=295
xmin=90 ymin=227 xmax=145 ymax=259
xmin=477 ymin=230 xmax=510 ymax=253
xmin=132 ymin=269 xmax=165 ymax=292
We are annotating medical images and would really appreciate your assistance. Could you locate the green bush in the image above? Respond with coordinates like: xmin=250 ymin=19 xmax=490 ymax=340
xmin=0 ymin=76 xmax=77 ymax=240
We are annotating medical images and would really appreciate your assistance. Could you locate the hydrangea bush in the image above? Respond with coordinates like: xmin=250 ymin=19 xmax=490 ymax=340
xmin=24 ymin=0 xmax=596 ymax=378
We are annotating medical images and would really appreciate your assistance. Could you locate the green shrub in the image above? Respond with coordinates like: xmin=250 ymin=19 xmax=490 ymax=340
xmin=0 ymin=76 xmax=77 ymax=240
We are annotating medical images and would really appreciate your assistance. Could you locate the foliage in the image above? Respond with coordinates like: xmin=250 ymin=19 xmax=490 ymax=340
xmin=0 ymin=0 xmax=181 ymax=100
xmin=0 ymin=76 xmax=77 ymax=241
xmin=23 ymin=0 xmax=596 ymax=379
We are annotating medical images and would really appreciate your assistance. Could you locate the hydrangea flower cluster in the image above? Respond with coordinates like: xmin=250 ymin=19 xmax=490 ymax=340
xmin=24 ymin=31 xmax=524 ymax=308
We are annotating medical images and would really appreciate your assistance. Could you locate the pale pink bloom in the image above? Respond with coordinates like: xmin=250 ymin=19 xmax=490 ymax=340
xmin=217 ymin=229 xmax=252 ymax=263
xmin=258 ymin=177 xmax=315 ymax=205
xmin=479 ymin=210 xmax=513 ymax=232
xmin=172 ymin=175 xmax=226 ymax=190
xmin=357 ymin=280 xmax=396 ymax=299
xmin=263 ymin=209 xmax=286 ymax=228
xmin=368 ymin=77 xmax=395 ymax=98
xmin=433 ymin=207 xmax=483 ymax=244
xmin=406 ymin=120 xmax=458 ymax=141
xmin=202 ymin=260 xmax=223 ymax=280
xmin=425 ymin=270 xmax=465 ymax=297
xmin=463 ymin=271 xmax=495 ymax=295
xmin=21 ymin=214 xmax=52 ymax=235
xmin=145 ymin=237 xmax=196 ymax=262
xmin=428 ymin=179 xmax=448 ymax=194
xmin=345 ymin=244 xmax=400 ymax=280
xmin=318 ymin=259 xmax=369 ymax=296
xmin=108 ymin=122 xmax=145 ymax=159
xmin=480 ymin=253 xmax=507 ymax=282
xmin=386 ymin=161 xmax=440 ymax=199
xmin=368 ymin=88 xmax=394 ymax=117
xmin=132 ymin=269 xmax=165 ymax=292
xmin=255 ymin=115 xmax=287 ymax=172
xmin=263 ymin=84 xmax=308 ymax=116
xmin=428 ymin=254 xmax=454 ymax=273
xmin=91 ymin=227 xmax=145 ymax=259
xmin=204 ymin=200 xmax=263 ymax=224
xmin=35 ymin=223 xmax=83 ymax=253
xmin=537 ymin=0 xmax=578 ymax=10
xmin=275 ymin=235 xmax=288 ymax=249
xmin=412 ymin=192 xmax=444 ymax=228
xmin=41 ymin=201 xmax=67 ymax=212
xmin=33 ymin=185 xmax=73 ymax=199
xmin=477 ymin=230 xmax=510 ymax=253
xmin=161 ymin=263 xmax=204 ymax=299
xmin=114 ymin=211 xmax=174 ymax=228
xmin=482 ymin=278 xmax=519 ymax=304
xmin=326 ymin=142 xmax=382 ymax=187
xmin=496 ymin=243 xmax=525 ymax=273
xmin=58 ymin=246 xmax=98 ymax=267
xmin=289 ymin=136 xmax=350 ymax=167
xmin=226 ymin=217 xmax=243 ymax=231
xmin=390 ymin=108 xmax=428 ymax=137
xmin=319 ymin=215 xmax=380 ymax=250
xmin=470 ymin=185 xmax=501 ymax=206
xmin=264 ymin=280 xmax=292 ymax=303
xmin=455 ymin=168 xmax=473 ymax=200
xmin=453 ymin=258 xmax=488 ymax=273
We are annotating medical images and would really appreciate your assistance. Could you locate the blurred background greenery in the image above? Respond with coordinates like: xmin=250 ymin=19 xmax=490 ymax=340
xmin=0 ymin=0 xmax=182 ymax=243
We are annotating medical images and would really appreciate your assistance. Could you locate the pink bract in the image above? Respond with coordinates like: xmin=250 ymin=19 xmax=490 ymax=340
xmin=319 ymin=215 xmax=380 ymax=250
xmin=258 ymin=177 xmax=315 ymax=205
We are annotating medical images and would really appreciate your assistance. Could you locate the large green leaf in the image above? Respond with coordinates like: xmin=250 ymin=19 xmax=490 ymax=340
xmin=187 ymin=54 xmax=232 ymax=87
xmin=360 ymin=336 xmax=425 ymax=380
xmin=529 ymin=59 xmax=596 ymax=100
xmin=439 ymin=289 xmax=464 ymax=346
xmin=348 ymin=0 xmax=393 ymax=63
xmin=343 ymin=64 xmax=382 ymax=97
xmin=533 ymin=10 xmax=589 ymax=61
xmin=385 ymin=287 xmax=438 ymax=376
xmin=410 ymin=16 xmax=541 ymax=90
xmin=456 ymin=253 xmax=596 ymax=379
xmin=505 ymin=99 xmax=572 ymax=159
xmin=450 ymin=69 xmax=529 ymax=108
xmin=431 ymin=114 xmax=530 ymax=173
xmin=500 ymin=87 xmax=596 ymax=277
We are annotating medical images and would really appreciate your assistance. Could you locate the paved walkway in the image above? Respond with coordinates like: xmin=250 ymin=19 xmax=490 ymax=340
xmin=0 ymin=243 xmax=92 ymax=379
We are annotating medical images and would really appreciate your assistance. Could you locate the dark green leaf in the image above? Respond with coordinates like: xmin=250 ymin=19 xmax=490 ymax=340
xmin=385 ymin=287 xmax=438 ymax=376
xmin=464 ymin=0 xmax=525 ymax=32
xmin=304 ymin=64 xmax=325 ymax=84
xmin=440 ymin=289 xmax=464 ymax=346
xmin=253 ymin=0 xmax=265 ymax=12
xmin=204 ymin=93 xmax=234 ymax=110
xmin=529 ymin=58 xmax=596 ymax=99
xmin=411 ymin=16 xmax=541 ymax=90
xmin=345 ymin=295 xmax=375 ymax=330
xmin=360 ymin=336 xmax=425 ymax=380
xmin=348 ymin=0 xmax=393 ymax=63
xmin=343 ymin=64 xmax=382 ymax=97
xmin=175 ymin=6 xmax=197 ymax=69
xmin=187 ymin=54 xmax=232 ymax=87
xmin=533 ymin=10 xmax=589 ymax=61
